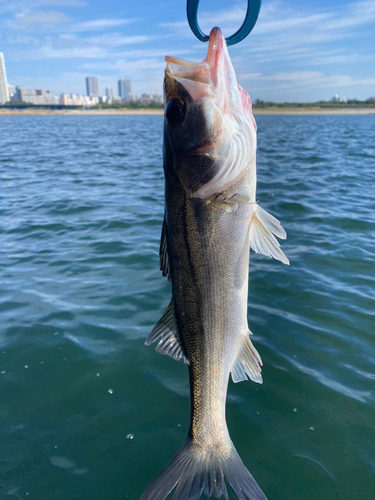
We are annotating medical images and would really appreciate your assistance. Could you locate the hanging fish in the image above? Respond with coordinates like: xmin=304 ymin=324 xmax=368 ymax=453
xmin=140 ymin=27 xmax=288 ymax=500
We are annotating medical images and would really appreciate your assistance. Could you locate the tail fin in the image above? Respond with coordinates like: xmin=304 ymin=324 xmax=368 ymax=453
xmin=139 ymin=438 xmax=267 ymax=500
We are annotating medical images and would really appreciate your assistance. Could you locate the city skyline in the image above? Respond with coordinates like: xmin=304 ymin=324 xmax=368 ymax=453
xmin=0 ymin=53 xmax=373 ymax=107
xmin=0 ymin=54 xmax=163 ymax=106
xmin=0 ymin=52 xmax=161 ymax=105
xmin=0 ymin=1 xmax=375 ymax=102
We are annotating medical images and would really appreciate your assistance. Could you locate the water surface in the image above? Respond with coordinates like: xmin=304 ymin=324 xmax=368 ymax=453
xmin=0 ymin=114 xmax=374 ymax=500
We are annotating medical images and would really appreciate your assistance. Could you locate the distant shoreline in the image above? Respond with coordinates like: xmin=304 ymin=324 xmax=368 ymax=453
xmin=1 ymin=107 xmax=375 ymax=116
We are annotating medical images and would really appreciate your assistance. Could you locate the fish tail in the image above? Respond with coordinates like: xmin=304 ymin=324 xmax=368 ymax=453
xmin=139 ymin=438 xmax=267 ymax=500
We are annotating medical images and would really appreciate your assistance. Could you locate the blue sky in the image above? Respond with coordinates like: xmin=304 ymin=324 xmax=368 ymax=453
xmin=1 ymin=0 xmax=375 ymax=102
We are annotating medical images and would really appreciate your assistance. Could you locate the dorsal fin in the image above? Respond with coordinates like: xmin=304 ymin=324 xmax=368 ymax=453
xmin=160 ymin=218 xmax=172 ymax=282
xmin=145 ymin=300 xmax=189 ymax=365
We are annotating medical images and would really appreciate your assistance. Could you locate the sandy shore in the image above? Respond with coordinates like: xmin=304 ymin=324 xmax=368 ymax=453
xmin=1 ymin=107 xmax=374 ymax=116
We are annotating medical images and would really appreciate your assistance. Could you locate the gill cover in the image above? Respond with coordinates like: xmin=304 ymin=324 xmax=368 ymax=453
xmin=164 ymin=27 xmax=256 ymax=199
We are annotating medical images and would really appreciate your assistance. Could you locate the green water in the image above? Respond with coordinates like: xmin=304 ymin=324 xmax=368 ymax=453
xmin=0 ymin=115 xmax=374 ymax=500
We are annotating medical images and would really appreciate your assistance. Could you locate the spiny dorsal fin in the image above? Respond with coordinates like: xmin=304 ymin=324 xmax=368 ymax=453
xmin=231 ymin=331 xmax=263 ymax=384
xmin=145 ymin=300 xmax=189 ymax=365
xmin=249 ymin=204 xmax=289 ymax=265
xmin=160 ymin=218 xmax=172 ymax=282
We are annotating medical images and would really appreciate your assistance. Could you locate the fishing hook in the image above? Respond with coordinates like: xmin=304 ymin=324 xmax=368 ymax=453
xmin=187 ymin=0 xmax=262 ymax=46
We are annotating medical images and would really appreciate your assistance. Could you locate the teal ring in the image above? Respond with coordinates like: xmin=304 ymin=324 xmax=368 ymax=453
xmin=187 ymin=0 xmax=262 ymax=46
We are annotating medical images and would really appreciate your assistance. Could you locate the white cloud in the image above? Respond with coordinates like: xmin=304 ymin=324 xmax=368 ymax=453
xmin=38 ymin=1 xmax=86 ymax=5
xmin=17 ymin=11 xmax=69 ymax=25
xmin=79 ymin=33 xmax=152 ymax=48
xmin=238 ymin=70 xmax=375 ymax=94
xmin=0 ymin=0 xmax=86 ymax=8
xmin=6 ymin=34 xmax=39 ymax=45
xmin=12 ymin=33 xmax=155 ymax=61
xmin=38 ymin=44 xmax=108 ymax=59
xmin=70 ymin=18 xmax=137 ymax=32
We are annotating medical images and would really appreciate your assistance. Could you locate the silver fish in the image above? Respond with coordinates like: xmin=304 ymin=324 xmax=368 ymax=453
xmin=140 ymin=27 xmax=288 ymax=500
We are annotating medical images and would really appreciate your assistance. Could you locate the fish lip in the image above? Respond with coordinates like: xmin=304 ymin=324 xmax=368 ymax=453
xmin=164 ymin=27 xmax=224 ymax=84
xmin=164 ymin=57 xmax=209 ymax=85
xmin=165 ymin=73 xmax=209 ymax=85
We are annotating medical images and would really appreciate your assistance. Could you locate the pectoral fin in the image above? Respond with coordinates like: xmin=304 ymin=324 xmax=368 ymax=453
xmin=145 ymin=299 xmax=189 ymax=364
xmin=249 ymin=204 xmax=289 ymax=265
xmin=231 ymin=332 xmax=263 ymax=384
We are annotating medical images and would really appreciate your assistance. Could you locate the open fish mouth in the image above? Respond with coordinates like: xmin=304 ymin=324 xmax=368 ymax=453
xmin=164 ymin=27 xmax=227 ymax=101
xmin=165 ymin=56 xmax=209 ymax=84
xmin=164 ymin=56 xmax=211 ymax=102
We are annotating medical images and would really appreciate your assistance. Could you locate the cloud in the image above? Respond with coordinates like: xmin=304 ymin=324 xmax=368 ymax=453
xmin=0 ymin=0 xmax=86 ymax=8
xmin=6 ymin=34 xmax=39 ymax=45
xmin=38 ymin=44 xmax=108 ymax=59
xmin=84 ymin=47 xmax=193 ymax=62
xmin=238 ymin=70 xmax=375 ymax=93
xmin=79 ymin=33 xmax=152 ymax=48
xmin=38 ymin=0 xmax=86 ymax=5
xmin=17 ymin=11 xmax=68 ymax=24
xmin=15 ymin=33 xmax=154 ymax=61
xmin=70 ymin=18 xmax=137 ymax=32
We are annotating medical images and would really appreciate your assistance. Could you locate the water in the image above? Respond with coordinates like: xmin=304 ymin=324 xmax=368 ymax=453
xmin=0 ymin=114 xmax=374 ymax=500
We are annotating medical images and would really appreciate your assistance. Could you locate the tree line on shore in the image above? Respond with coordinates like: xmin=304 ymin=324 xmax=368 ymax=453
xmin=1 ymin=98 xmax=375 ymax=110
xmin=253 ymin=98 xmax=375 ymax=108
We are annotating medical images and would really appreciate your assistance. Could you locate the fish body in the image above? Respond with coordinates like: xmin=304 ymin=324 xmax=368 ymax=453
xmin=140 ymin=28 xmax=288 ymax=500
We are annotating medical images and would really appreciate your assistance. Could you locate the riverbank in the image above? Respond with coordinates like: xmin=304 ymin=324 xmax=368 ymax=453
xmin=1 ymin=107 xmax=375 ymax=116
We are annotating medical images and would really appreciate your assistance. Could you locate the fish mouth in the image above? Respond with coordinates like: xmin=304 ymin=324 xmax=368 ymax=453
xmin=164 ymin=57 xmax=210 ymax=101
xmin=165 ymin=56 xmax=209 ymax=84
xmin=164 ymin=27 xmax=226 ymax=101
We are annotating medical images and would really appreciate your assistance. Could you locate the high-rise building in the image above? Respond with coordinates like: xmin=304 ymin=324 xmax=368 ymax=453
xmin=86 ymin=76 xmax=99 ymax=97
xmin=106 ymin=87 xmax=115 ymax=99
xmin=15 ymin=87 xmax=37 ymax=104
xmin=7 ymin=84 xmax=14 ymax=99
xmin=118 ymin=79 xmax=131 ymax=100
xmin=0 ymin=52 xmax=10 ymax=104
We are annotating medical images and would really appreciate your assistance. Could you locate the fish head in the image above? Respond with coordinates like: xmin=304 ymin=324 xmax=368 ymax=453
xmin=163 ymin=27 xmax=256 ymax=199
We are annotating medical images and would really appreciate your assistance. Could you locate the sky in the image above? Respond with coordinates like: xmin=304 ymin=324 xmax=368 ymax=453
xmin=0 ymin=0 xmax=375 ymax=102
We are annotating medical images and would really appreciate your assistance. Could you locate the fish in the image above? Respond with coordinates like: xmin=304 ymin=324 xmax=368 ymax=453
xmin=140 ymin=27 xmax=288 ymax=500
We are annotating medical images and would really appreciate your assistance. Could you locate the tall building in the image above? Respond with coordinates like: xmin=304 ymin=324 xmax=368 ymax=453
xmin=106 ymin=87 xmax=115 ymax=99
xmin=86 ymin=76 xmax=99 ymax=97
xmin=0 ymin=52 xmax=10 ymax=104
xmin=7 ymin=84 xmax=14 ymax=99
xmin=15 ymin=87 xmax=37 ymax=104
xmin=118 ymin=79 xmax=131 ymax=100
xmin=14 ymin=87 xmax=55 ymax=105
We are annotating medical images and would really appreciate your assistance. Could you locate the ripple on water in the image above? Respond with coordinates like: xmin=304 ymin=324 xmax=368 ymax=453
xmin=1 ymin=114 xmax=375 ymax=500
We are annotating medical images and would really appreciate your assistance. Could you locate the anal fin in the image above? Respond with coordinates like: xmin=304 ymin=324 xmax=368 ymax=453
xmin=231 ymin=332 xmax=263 ymax=384
xmin=145 ymin=300 xmax=189 ymax=365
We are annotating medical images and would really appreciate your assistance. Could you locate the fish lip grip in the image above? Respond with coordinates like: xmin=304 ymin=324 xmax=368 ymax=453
xmin=187 ymin=0 xmax=262 ymax=46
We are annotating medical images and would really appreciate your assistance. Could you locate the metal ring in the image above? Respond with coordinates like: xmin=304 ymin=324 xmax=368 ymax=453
xmin=187 ymin=0 xmax=261 ymax=46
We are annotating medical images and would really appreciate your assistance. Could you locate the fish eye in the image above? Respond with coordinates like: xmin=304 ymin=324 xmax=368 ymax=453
xmin=166 ymin=99 xmax=186 ymax=124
